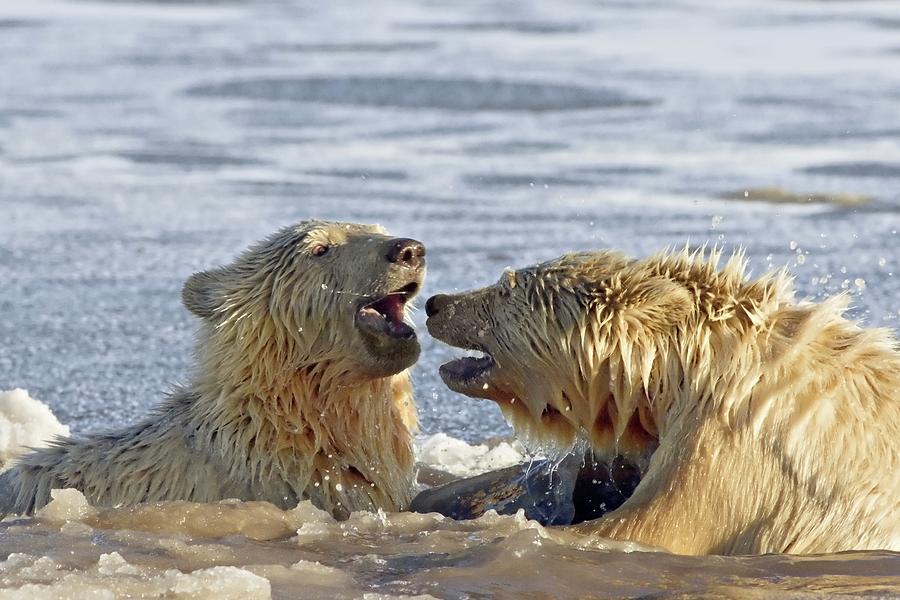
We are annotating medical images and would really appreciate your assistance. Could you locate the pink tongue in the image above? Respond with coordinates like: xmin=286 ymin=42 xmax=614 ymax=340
xmin=382 ymin=295 xmax=405 ymax=322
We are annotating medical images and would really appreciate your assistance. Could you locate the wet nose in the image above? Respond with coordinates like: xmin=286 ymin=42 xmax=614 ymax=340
xmin=386 ymin=238 xmax=426 ymax=268
xmin=425 ymin=294 xmax=451 ymax=318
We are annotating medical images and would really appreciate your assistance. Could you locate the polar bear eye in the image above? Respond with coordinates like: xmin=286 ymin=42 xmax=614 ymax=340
xmin=311 ymin=244 xmax=330 ymax=257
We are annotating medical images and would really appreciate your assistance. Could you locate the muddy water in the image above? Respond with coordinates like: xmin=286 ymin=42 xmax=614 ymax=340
xmin=0 ymin=489 xmax=897 ymax=600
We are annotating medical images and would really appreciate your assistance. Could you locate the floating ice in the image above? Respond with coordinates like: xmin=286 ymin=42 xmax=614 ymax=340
xmin=415 ymin=432 xmax=525 ymax=478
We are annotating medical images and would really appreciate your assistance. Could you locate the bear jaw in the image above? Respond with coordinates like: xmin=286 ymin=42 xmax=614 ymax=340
xmin=352 ymin=280 xmax=423 ymax=379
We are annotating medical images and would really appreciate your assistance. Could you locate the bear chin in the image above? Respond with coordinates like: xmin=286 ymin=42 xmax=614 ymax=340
xmin=355 ymin=333 xmax=421 ymax=379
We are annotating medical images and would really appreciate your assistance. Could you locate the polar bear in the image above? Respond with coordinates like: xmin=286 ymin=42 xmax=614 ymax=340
xmin=1 ymin=220 xmax=425 ymax=519
xmin=425 ymin=248 xmax=900 ymax=554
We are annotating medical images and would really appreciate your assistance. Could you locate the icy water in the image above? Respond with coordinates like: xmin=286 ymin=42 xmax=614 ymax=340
xmin=1 ymin=0 xmax=900 ymax=597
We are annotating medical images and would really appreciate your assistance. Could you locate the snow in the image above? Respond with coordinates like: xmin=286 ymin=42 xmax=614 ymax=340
xmin=415 ymin=432 xmax=525 ymax=477
xmin=0 ymin=389 xmax=69 ymax=469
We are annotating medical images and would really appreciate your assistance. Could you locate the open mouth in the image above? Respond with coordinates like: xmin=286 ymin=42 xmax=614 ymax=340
xmin=355 ymin=282 xmax=420 ymax=340
xmin=439 ymin=348 xmax=496 ymax=391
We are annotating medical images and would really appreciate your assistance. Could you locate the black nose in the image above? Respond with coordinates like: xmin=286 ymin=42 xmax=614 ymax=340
xmin=425 ymin=294 xmax=451 ymax=318
xmin=386 ymin=238 xmax=425 ymax=268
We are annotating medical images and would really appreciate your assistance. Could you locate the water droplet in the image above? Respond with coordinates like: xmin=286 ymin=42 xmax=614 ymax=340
xmin=789 ymin=241 xmax=798 ymax=250
xmin=879 ymin=258 xmax=886 ymax=267
xmin=335 ymin=483 xmax=343 ymax=492
xmin=321 ymin=284 xmax=328 ymax=290
xmin=796 ymin=254 xmax=806 ymax=264
xmin=854 ymin=278 xmax=866 ymax=290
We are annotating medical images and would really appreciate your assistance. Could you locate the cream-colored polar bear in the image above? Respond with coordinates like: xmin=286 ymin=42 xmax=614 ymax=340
xmin=1 ymin=220 xmax=425 ymax=519
xmin=426 ymin=248 xmax=899 ymax=555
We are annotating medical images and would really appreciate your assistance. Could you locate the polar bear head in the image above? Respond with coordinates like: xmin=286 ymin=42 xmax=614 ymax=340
xmin=426 ymin=248 xmax=790 ymax=461
xmin=183 ymin=220 xmax=426 ymax=385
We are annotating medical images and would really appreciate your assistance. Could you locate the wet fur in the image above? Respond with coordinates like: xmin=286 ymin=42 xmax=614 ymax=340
xmin=1 ymin=221 xmax=419 ymax=519
xmin=429 ymin=248 xmax=900 ymax=554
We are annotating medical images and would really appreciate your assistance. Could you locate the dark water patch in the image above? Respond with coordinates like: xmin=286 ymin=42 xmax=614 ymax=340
xmin=573 ymin=165 xmax=663 ymax=176
xmin=463 ymin=140 xmax=568 ymax=155
xmin=742 ymin=127 xmax=900 ymax=145
xmin=185 ymin=76 xmax=655 ymax=112
xmin=263 ymin=41 xmax=437 ymax=53
xmin=229 ymin=180 xmax=315 ymax=197
xmin=719 ymin=187 xmax=871 ymax=208
xmin=306 ymin=168 xmax=408 ymax=181
xmin=868 ymin=17 xmax=900 ymax=30
xmin=368 ymin=123 xmax=497 ymax=139
xmin=227 ymin=108 xmax=347 ymax=129
xmin=0 ymin=19 xmax=46 ymax=29
xmin=6 ymin=195 xmax=92 ymax=209
xmin=242 ymin=134 xmax=320 ymax=146
xmin=734 ymin=13 xmax=851 ymax=27
xmin=0 ymin=108 xmax=64 ymax=122
xmin=737 ymin=95 xmax=843 ymax=110
xmin=10 ymin=154 xmax=82 ymax=164
xmin=78 ymin=126 xmax=160 ymax=138
xmin=462 ymin=167 xmax=659 ymax=188
xmin=464 ymin=173 xmax=596 ymax=188
xmin=46 ymin=93 xmax=135 ymax=105
xmin=400 ymin=21 xmax=587 ymax=34
xmin=118 ymin=151 xmax=262 ymax=169
xmin=120 ymin=50 xmax=265 ymax=68
xmin=803 ymin=162 xmax=900 ymax=178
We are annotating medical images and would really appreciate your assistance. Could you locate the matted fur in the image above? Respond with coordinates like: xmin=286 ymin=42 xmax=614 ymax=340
xmin=1 ymin=221 xmax=422 ymax=519
xmin=427 ymin=247 xmax=900 ymax=554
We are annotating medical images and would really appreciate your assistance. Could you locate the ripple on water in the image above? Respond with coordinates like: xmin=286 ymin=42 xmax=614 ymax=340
xmin=261 ymin=41 xmax=439 ymax=54
xmin=117 ymin=151 xmax=263 ymax=170
xmin=802 ymin=162 xmax=900 ymax=178
xmin=185 ymin=77 xmax=656 ymax=112
xmin=398 ymin=21 xmax=588 ymax=34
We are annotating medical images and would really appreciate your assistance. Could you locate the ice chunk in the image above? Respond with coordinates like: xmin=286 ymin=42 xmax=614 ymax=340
xmin=36 ymin=489 xmax=97 ymax=523
xmin=416 ymin=433 xmax=524 ymax=478
xmin=0 ymin=389 xmax=69 ymax=469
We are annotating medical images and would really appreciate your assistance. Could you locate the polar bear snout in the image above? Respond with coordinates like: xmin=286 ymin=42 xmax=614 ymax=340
xmin=385 ymin=238 xmax=426 ymax=270
xmin=424 ymin=293 xmax=450 ymax=318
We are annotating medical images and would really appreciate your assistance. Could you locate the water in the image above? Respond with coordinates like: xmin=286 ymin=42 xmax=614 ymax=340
xmin=2 ymin=489 xmax=899 ymax=600
xmin=1 ymin=0 xmax=899 ymax=597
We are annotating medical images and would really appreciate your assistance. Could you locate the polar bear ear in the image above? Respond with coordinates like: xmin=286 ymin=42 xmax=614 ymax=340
xmin=182 ymin=269 xmax=227 ymax=319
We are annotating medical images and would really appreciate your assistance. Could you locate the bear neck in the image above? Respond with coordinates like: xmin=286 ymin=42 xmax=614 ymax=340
xmin=185 ymin=342 xmax=416 ymax=515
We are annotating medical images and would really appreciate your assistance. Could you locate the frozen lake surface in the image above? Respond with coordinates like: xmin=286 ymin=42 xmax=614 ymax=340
xmin=1 ymin=1 xmax=899 ymax=597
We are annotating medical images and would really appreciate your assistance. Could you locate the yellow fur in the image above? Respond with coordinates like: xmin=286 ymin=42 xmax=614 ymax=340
xmin=1 ymin=221 xmax=423 ymax=519
xmin=428 ymin=247 xmax=900 ymax=554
